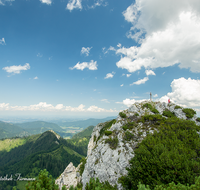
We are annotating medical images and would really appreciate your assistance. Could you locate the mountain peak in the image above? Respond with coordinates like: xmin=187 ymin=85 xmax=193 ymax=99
xmin=56 ymin=100 xmax=200 ymax=190
xmin=48 ymin=130 xmax=61 ymax=140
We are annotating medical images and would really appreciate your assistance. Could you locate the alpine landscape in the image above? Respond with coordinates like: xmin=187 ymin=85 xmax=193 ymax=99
xmin=1 ymin=0 xmax=200 ymax=189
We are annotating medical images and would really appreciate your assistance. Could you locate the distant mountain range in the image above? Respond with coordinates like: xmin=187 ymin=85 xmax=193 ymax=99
xmin=55 ymin=116 xmax=116 ymax=129
xmin=0 ymin=117 xmax=115 ymax=140
xmin=0 ymin=121 xmax=64 ymax=140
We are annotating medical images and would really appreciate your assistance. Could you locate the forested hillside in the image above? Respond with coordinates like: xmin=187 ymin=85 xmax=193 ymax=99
xmin=0 ymin=121 xmax=28 ymax=139
xmin=0 ymin=131 xmax=84 ymax=190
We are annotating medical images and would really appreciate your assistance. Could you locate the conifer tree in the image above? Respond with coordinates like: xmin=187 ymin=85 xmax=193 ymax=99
xmin=25 ymin=169 xmax=59 ymax=190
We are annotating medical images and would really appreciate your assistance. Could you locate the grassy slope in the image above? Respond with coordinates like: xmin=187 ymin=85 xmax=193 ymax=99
xmin=0 ymin=138 xmax=27 ymax=152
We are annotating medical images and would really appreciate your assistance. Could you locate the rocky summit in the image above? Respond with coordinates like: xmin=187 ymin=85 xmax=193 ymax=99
xmin=56 ymin=100 xmax=200 ymax=190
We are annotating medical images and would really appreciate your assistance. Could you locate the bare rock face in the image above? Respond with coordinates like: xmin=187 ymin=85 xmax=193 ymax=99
xmin=56 ymin=101 xmax=200 ymax=190
xmin=55 ymin=162 xmax=81 ymax=190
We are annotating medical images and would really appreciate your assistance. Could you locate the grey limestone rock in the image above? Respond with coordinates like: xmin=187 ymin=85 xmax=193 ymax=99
xmin=55 ymin=162 xmax=81 ymax=190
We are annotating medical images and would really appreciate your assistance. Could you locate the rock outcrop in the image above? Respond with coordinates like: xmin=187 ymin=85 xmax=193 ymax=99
xmin=55 ymin=162 xmax=82 ymax=190
xmin=56 ymin=101 xmax=200 ymax=190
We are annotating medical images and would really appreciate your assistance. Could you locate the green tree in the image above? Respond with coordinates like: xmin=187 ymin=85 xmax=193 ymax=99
xmin=25 ymin=169 xmax=59 ymax=190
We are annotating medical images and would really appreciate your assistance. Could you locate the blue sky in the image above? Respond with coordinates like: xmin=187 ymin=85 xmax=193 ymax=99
xmin=0 ymin=0 xmax=200 ymax=119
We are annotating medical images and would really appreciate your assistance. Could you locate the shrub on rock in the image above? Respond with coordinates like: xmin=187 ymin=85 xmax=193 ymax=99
xmin=182 ymin=108 xmax=196 ymax=118
xmin=105 ymin=137 xmax=119 ymax=149
xmin=119 ymin=112 xmax=127 ymax=118
xmin=162 ymin=110 xmax=175 ymax=118
xmin=119 ymin=117 xmax=200 ymax=190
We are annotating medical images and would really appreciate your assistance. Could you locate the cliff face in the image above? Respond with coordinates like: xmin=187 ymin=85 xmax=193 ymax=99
xmin=56 ymin=101 xmax=200 ymax=190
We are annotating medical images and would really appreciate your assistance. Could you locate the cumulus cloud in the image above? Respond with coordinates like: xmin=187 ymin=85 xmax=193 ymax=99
xmin=120 ymin=84 xmax=124 ymax=87
xmin=81 ymin=47 xmax=92 ymax=56
xmin=116 ymin=98 xmax=147 ymax=107
xmin=116 ymin=0 xmax=200 ymax=73
xmin=104 ymin=71 xmax=115 ymax=79
xmin=70 ymin=60 xmax=97 ymax=70
xmin=145 ymin=70 xmax=156 ymax=76
xmin=123 ymin=3 xmax=139 ymax=23
xmin=153 ymin=94 xmax=158 ymax=97
xmin=0 ymin=38 xmax=5 ymax=45
xmin=34 ymin=76 xmax=38 ymax=80
xmin=127 ymin=74 xmax=131 ymax=77
xmin=130 ymin=76 xmax=149 ymax=85
xmin=159 ymin=77 xmax=200 ymax=107
xmin=0 ymin=102 xmax=117 ymax=113
xmin=66 ymin=0 xmax=82 ymax=11
xmin=0 ymin=103 xmax=9 ymax=110
xmin=40 ymin=0 xmax=52 ymax=5
xmin=2 ymin=63 xmax=30 ymax=74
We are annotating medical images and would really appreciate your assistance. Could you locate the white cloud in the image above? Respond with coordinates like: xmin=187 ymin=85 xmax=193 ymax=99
xmin=123 ymin=3 xmax=139 ymax=23
xmin=108 ymin=46 xmax=116 ymax=51
xmin=153 ymin=94 xmax=158 ymax=97
xmin=66 ymin=0 xmax=82 ymax=11
xmin=120 ymin=84 xmax=124 ymax=87
xmin=117 ymin=98 xmax=147 ymax=107
xmin=55 ymin=104 xmax=64 ymax=110
xmin=34 ymin=76 xmax=38 ymax=80
xmin=66 ymin=104 xmax=85 ymax=112
xmin=117 ymin=43 xmax=122 ymax=48
xmin=40 ymin=0 xmax=52 ymax=5
xmin=0 ymin=103 xmax=9 ymax=110
xmin=104 ymin=72 xmax=115 ymax=79
xmin=0 ymin=38 xmax=5 ymax=45
xmin=103 ymin=46 xmax=116 ymax=54
xmin=0 ymin=102 xmax=117 ymax=113
xmin=2 ymin=63 xmax=30 ymax=74
xmin=159 ymin=77 xmax=200 ymax=107
xmin=70 ymin=60 xmax=97 ymax=70
xmin=0 ymin=0 xmax=14 ymax=6
xmin=130 ymin=77 xmax=149 ymax=85
xmin=88 ymin=0 xmax=108 ymax=9
xmin=145 ymin=70 xmax=155 ymax=76
xmin=87 ymin=105 xmax=115 ymax=112
xmin=116 ymin=1 xmax=200 ymax=73
xmin=127 ymin=74 xmax=131 ymax=77
xmin=101 ymin=99 xmax=110 ymax=103
xmin=81 ymin=47 xmax=92 ymax=56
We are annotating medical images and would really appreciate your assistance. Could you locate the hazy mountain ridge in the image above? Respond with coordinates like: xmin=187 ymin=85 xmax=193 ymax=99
xmin=0 ymin=117 xmax=116 ymax=140
xmin=58 ymin=117 xmax=116 ymax=129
